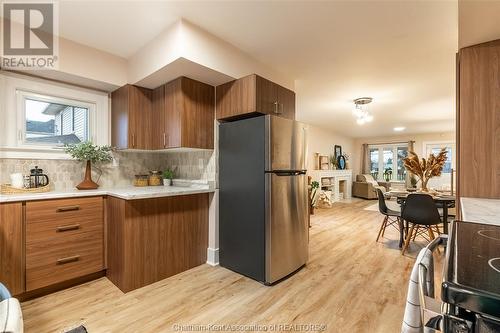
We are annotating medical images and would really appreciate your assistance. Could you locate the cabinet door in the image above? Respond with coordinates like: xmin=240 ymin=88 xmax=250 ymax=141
xmin=164 ymin=79 xmax=182 ymax=148
xmin=111 ymin=85 xmax=130 ymax=149
xmin=152 ymin=85 xmax=166 ymax=149
xmin=181 ymin=77 xmax=215 ymax=149
xmin=128 ymin=86 xmax=152 ymax=149
xmin=458 ymin=40 xmax=500 ymax=198
xmin=216 ymin=75 xmax=257 ymax=121
xmin=256 ymin=75 xmax=279 ymax=115
xmin=277 ymin=86 xmax=296 ymax=120
xmin=0 ymin=203 xmax=24 ymax=296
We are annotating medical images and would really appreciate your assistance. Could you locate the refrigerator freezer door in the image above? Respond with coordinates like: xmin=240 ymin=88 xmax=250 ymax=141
xmin=265 ymin=173 xmax=309 ymax=283
xmin=267 ymin=116 xmax=307 ymax=171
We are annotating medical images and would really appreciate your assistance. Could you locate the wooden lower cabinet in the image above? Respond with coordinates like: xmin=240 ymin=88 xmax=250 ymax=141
xmin=107 ymin=194 xmax=209 ymax=292
xmin=0 ymin=203 xmax=24 ymax=296
xmin=25 ymin=197 xmax=104 ymax=291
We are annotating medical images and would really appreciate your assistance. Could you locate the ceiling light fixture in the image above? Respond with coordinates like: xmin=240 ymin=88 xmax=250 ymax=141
xmin=353 ymin=97 xmax=373 ymax=125
xmin=393 ymin=126 xmax=406 ymax=132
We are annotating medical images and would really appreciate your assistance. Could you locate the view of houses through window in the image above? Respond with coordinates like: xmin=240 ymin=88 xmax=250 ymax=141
xmin=24 ymin=95 xmax=91 ymax=146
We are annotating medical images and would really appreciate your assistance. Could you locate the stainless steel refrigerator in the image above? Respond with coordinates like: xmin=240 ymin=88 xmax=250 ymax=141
xmin=219 ymin=115 xmax=309 ymax=284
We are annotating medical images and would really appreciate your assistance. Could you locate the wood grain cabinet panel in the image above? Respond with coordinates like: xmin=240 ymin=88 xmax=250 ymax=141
xmin=107 ymin=194 xmax=209 ymax=292
xmin=0 ymin=203 xmax=24 ymax=295
xmin=25 ymin=197 xmax=104 ymax=291
xmin=111 ymin=84 xmax=153 ymax=149
xmin=152 ymin=77 xmax=215 ymax=149
xmin=458 ymin=39 xmax=500 ymax=199
xmin=216 ymin=74 xmax=296 ymax=121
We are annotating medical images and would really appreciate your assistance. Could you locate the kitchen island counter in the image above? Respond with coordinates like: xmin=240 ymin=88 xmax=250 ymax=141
xmin=460 ymin=197 xmax=500 ymax=226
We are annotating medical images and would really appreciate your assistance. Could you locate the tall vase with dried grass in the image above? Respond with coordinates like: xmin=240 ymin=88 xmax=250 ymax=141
xmin=403 ymin=148 xmax=448 ymax=192
xmin=64 ymin=142 xmax=113 ymax=190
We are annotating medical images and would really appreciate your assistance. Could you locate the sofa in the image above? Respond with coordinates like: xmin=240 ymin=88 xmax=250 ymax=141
xmin=352 ymin=174 xmax=390 ymax=199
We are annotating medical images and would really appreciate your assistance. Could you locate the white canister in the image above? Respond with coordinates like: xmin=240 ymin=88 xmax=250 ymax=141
xmin=10 ymin=173 xmax=24 ymax=189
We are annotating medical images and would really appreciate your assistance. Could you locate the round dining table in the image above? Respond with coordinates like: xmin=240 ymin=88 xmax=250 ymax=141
xmin=384 ymin=191 xmax=456 ymax=247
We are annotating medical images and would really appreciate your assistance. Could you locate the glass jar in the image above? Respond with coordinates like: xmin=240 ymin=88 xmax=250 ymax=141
xmin=148 ymin=171 xmax=162 ymax=186
xmin=133 ymin=174 xmax=149 ymax=187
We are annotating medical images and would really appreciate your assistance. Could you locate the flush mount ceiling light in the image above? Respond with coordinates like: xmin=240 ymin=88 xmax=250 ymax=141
xmin=393 ymin=126 xmax=406 ymax=132
xmin=353 ymin=97 xmax=373 ymax=125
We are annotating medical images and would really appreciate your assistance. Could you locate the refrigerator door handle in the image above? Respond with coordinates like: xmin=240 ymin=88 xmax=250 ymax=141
xmin=270 ymin=170 xmax=307 ymax=176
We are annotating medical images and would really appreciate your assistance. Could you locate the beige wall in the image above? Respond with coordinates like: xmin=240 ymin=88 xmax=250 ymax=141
xmin=352 ymin=131 xmax=455 ymax=176
xmin=306 ymin=124 xmax=355 ymax=173
xmin=459 ymin=0 xmax=500 ymax=48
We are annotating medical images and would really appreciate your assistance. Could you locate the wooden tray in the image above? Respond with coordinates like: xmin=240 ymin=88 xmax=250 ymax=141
xmin=1 ymin=184 xmax=50 ymax=194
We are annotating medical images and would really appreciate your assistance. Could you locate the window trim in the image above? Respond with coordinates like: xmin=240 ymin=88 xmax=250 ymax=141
xmin=368 ymin=143 xmax=409 ymax=182
xmin=0 ymin=72 xmax=110 ymax=159
xmin=17 ymin=90 xmax=96 ymax=148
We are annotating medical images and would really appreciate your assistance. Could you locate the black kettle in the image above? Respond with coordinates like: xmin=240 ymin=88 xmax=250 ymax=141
xmin=30 ymin=166 xmax=50 ymax=188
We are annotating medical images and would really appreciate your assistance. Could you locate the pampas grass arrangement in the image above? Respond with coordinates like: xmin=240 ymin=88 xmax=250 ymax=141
xmin=403 ymin=148 xmax=448 ymax=192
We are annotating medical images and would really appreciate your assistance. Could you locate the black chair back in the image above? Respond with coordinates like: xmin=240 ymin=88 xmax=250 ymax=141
xmin=402 ymin=193 xmax=442 ymax=226
xmin=376 ymin=188 xmax=389 ymax=214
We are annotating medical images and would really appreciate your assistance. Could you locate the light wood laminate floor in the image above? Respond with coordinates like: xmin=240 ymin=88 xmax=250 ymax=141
xmin=22 ymin=199 xmax=437 ymax=333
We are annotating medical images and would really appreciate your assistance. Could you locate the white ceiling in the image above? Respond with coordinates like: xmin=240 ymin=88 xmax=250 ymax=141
xmin=57 ymin=1 xmax=458 ymax=138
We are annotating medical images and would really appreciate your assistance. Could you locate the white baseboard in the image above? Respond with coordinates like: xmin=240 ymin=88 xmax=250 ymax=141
xmin=206 ymin=247 xmax=219 ymax=266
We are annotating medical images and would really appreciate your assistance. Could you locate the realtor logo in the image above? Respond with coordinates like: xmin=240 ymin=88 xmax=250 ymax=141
xmin=1 ymin=1 xmax=59 ymax=69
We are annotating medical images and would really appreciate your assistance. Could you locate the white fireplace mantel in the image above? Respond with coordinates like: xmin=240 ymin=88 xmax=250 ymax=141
xmin=308 ymin=169 xmax=353 ymax=202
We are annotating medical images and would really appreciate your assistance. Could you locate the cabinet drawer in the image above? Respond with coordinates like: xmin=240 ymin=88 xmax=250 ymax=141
xmin=26 ymin=197 xmax=103 ymax=244
xmin=26 ymin=232 xmax=103 ymax=291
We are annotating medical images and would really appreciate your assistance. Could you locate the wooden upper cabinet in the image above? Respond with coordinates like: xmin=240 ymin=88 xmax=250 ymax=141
xmin=153 ymin=77 xmax=215 ymax=149
xmin=111 ymin=85 xmax=153 ymax=150
xmin=216 ymin=74 xmax=296 ymax=121
xmin=457 ymin=40 xmax=500 ymax=199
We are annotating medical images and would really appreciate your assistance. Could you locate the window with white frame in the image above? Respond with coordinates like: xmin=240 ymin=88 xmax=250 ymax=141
xmin=20 ymin=91 xmax=95 ymax=147
xmin=0 ymin=73 xmax=109 ymax=159
xmin=368 ymin=143 xmax=409 ymax=182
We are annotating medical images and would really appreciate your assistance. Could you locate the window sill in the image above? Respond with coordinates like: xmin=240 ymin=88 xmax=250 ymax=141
xmin=0 ymin=146 xmax=72 ymax=160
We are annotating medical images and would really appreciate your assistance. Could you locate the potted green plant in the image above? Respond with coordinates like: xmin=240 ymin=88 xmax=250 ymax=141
xmin=162 ymin=168 xmax=174 ymax=186
xmin=383 ymin=168 xmax=393 ymax=182
xmin=310 ymin=181 xmax=320 ymax=215
xmin=64 ymin=142 xmax=113 ymax=190
xmin=329 ymin=155 xmax=337 ymax=170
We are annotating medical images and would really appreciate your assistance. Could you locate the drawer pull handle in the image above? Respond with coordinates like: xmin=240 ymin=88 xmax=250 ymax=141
xmin=57 ymin=255 xmax=80 ymax=265
xmin=56 ymin=205 xmax=80 ymax=212
xmin=56 ymin=224 xmax=80 ymax=232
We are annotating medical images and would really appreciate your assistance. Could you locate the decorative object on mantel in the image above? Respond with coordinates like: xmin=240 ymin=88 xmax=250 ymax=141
xmin=64 ymin=142 xmax=113 ymax=190
xmin=337 ymin=155 xmax=346 ymax=170
xmin=334 ymin=145 xmax=342 ymax=160
xmin=162 ymin=168 xmax=175 ymax=186
xmin=314 ymin=152 xmax=321 ymax=170
xmin=343 ymin=152 xmax=351 ymax=169
xmin=403 ymin=148 xmax=448 ymax=192
xmin=329 ymin=155 xmax=338 ymax=169
xmin=319 ymin=155 xmax=330 ymax=170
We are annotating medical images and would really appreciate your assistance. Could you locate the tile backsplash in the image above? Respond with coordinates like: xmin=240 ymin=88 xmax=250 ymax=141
xmin=0 ymin=150 xmax=216 ymax=191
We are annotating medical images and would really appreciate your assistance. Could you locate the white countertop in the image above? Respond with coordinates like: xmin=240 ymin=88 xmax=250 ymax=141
xmin=460 ymin=197 xmax=500 ymax=226
xmin=0 ymin=182 xmax=215 ymax=203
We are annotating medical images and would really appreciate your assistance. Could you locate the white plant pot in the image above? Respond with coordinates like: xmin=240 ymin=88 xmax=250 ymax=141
xmin=163 ymin=178 xmax=172 ymax=186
